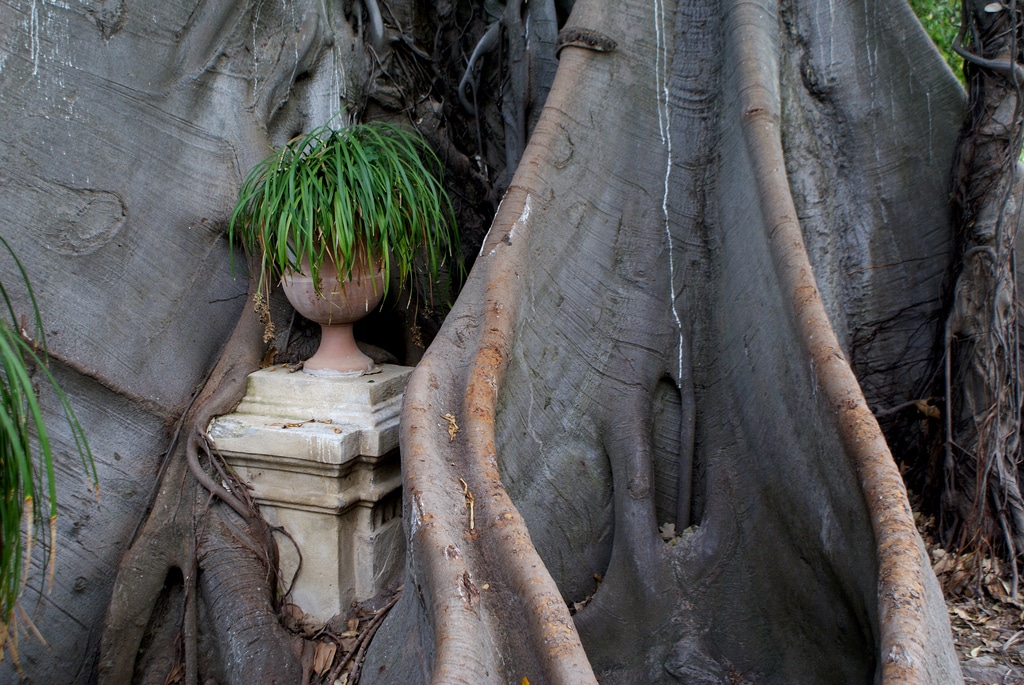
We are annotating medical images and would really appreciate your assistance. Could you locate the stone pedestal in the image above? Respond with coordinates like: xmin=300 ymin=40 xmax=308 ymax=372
xmin=207 ymin=364 xmax=411 ymax=624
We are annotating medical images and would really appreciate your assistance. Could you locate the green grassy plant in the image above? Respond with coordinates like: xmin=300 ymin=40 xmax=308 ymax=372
xmin=0 ymin=238 xmax=95 ymax=666
xmin=228 ymin=117 xmax=459 ymax=331
xmin=910 ymin=0 xmax=964 ymax=83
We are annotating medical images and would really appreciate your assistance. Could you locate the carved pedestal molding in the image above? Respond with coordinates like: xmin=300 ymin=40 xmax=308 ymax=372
xmin=208 ymin=364 xmax=411 ymax=624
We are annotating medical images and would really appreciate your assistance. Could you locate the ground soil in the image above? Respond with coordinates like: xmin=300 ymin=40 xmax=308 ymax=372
xmin=918 ymin=513 xmax=1024 ymax=684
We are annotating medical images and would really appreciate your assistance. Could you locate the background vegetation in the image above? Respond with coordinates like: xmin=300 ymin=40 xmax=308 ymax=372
xmin=910 ymin=0 xmax=965 ymax=83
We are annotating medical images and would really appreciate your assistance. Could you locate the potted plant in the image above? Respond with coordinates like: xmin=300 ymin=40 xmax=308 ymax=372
xmin=228 ymin=117 xmax=459 ymax=375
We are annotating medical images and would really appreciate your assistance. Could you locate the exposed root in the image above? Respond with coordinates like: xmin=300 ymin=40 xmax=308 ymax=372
xmin=99 ymin=274 xmax=300 ymax=684
xmin=733 ymin=0 xmax=944 ymax=677
xmin=943 ymin=0 xmax=1024 ymax=589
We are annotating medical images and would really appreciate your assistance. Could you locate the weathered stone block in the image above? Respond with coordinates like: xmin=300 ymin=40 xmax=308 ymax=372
xmin=208 ymin=364 xmax=411 ymax=623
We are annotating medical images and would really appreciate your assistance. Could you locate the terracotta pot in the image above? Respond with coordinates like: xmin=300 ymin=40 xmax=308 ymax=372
xmin=281 ymin=254 xmax=384 ymax=375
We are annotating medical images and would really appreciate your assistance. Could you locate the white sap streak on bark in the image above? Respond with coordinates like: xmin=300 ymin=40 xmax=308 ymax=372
xmin=508 ymin=194 xmax=531 ymax=243
xmin=252 ymin=0 xmax=263 ymax=98
xmin=479 ymin=197 xmax=505 ymax=257
xmin=926 ymin=91 xmax=933 ymax=165
xmin=25 ymin=1 xmax=69 ymax=85
xmin=655 ymin=0 xmax=684 ymax=378
xmin=828 ymin=0 xmax=834 ymax=65
xmin=486 ymin=194 xmax=530 ymax=257
xmin=30 ymin=0 xmax=40 ymax=77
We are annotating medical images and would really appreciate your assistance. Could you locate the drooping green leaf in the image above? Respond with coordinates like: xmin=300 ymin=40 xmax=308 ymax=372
xmin=227 ymin=114 xmax=462 ymax=319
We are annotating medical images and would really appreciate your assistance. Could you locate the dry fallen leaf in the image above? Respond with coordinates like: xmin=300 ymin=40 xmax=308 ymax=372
xmin=163 ymin=662 xmax=184 ymax=685
xmin=460 ymin=478 xmax=475 ymax=530
xmin=313 ymin=641 xmax=337 ymax=676
xmin=933 ymin=554 xmax=954 ymax=576
xmin=442 ymin=413 xmax=460 ymax=441
xmin=953 ymin=606 xmax=975 ymax=623
xmin=913 ymin=399 xmax=941 ymax=419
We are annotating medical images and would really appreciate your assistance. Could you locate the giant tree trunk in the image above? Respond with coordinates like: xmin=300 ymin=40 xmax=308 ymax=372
xmin=364 ymin=0 xmax=965 ymax=682
xmin=0 ymin=0 xmax=363 ymax=680
xmin=0 ymin=0 xmax=970 ymax=682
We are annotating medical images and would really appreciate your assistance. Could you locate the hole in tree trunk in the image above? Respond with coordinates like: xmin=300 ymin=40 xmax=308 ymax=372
xmin=652 ymin=377 xmax=682 ymax=527
xmin=132 ymin=566 xmax=185 ymax=684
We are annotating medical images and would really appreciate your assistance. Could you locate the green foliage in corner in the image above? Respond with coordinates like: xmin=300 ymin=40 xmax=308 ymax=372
xmin=909 ymin=0 xmax=964 ymax=84
xmin=0 ymin=238 xmax=95 ymax=665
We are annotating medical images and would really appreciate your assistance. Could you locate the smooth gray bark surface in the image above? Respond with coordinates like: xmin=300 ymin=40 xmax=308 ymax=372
xmin=0 ymin=1 xmax=355 ymax=680
xmin=0 ymin=0 xmax=969 ymax=682
xmin=367 ymin=0 xmax=965 ymax=682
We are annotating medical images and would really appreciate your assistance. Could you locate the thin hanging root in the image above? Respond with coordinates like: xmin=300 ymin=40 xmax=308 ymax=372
xmin=458 ymin=21 xmax=502 ymax=114
xmin=185 ymin=431 xmax=250 ymax=521
xmin=999 ymin=509 xmax=1020 ymax=599
xmin=364 ymin=0 xmax=384 ymax=53
xmin=184 ymin=559 xmax=198 ymax=685
xmin=945 ymin=333 xmax=954 ymax=496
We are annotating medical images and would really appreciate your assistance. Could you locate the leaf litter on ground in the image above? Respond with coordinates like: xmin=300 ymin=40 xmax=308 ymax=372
xmin=917 ymin=512 xmax=1024 ymax=684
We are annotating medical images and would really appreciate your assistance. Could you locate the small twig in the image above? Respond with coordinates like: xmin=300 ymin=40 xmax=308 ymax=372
xmin=349 ymin=592 xmax=401 ymax=684
xmin=873 ymin=398 xmax=935 ymax=418
xmin=1003 ymin=630 xmax=1024 ymax=654
xmin=460 ymin=478 xmax=475 ymax=530
xmin=441 ymin=413 xmax=460 ymax=441
xmin=324 ymin=590 xmax=402 ymax=683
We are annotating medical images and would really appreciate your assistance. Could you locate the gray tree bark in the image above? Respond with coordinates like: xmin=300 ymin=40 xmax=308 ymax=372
xmin=0 ymin=0 xmax=361 ymax=680
xmin=366 ymin=0 xmax=966 ymax=682
xmin=0 ymin=0 xmax=968 ymax=682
